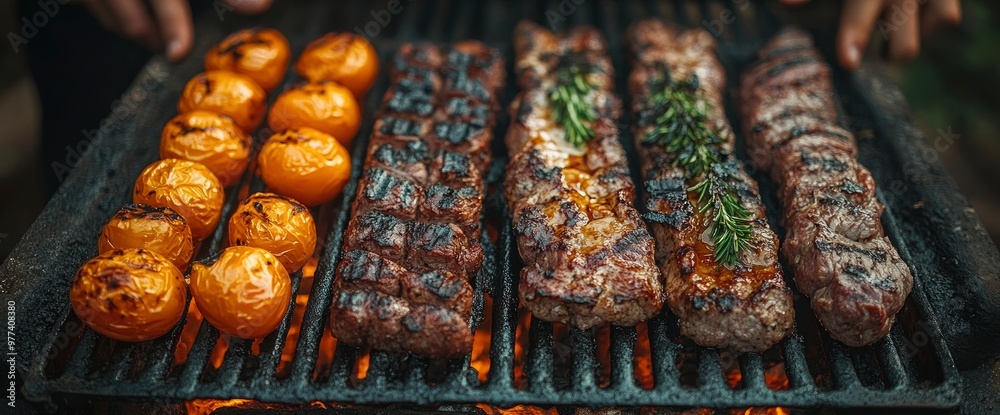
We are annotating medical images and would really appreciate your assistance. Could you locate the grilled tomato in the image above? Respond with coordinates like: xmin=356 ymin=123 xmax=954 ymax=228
xmin=257 ymin=128 xmax=351 ymax=206
xmin=295 ymin=33 xmax=378 ymax=98
xmin=267 ymin=81 xmax=360 ymax=145
xmin=228 ymin=192 xmax=316 ymax=272
xmin=70 ymin=249 xmax=186 ymax=342
xmin=98 ymin=204 xmax=194 ymax=271
xmin=160 ymin=111 xmax=252 ymax=187
xmin=189 ymin=246 xmax=291 ymax=339
xmin=133 ymin=159 xmax=224 ymax=241
xmin=178 ymin=70 xmax=267 ymax=132
xmin=205 ymin=28 xmax=290 ymax=92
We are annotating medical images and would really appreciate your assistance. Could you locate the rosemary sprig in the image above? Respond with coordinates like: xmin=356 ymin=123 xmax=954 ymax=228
xmin=642 ymin=72 xmax=755 ymax=267
xmin=550 ymin=58 xmax=596 ymax=147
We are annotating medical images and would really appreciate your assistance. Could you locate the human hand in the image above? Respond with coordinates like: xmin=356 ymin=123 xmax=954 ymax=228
xmin=80 ymin=0 xmax=274 ymax=62
xmin=779 ymin=0 xmax=962 ymax=70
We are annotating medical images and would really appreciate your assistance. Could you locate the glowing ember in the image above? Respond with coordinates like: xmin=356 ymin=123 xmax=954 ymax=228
xmin=764 ymin=362 xmax=789 ymax=390
xmin=512 ymin=307 xmax=531 ymax=388
xmin=477 ymin=404 xmax=559 ymax=415
xmin=353 ymin=351 xmax=371 ymax=380
xmin=634 ymin=323 xmax=654 ymax=389
xmin=471 ymin=295 xmax=495 ymax=383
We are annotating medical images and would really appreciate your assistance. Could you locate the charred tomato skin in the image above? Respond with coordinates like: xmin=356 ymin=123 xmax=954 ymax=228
xmin=178 ymin=70 xmax=267 ymax=132
xmin=189 ymin=246 xmax=292 ymax=339
xmin=98 ymin=204 xmax=195 ymax=271
xmin=295 ymin=32 xmax=379 ymax=99
xmin=267 ymin=81 xmax=361 ymax=145
xmin=160 ymin=111 xmax=252 ymax=187
xmin=257 ymin=127 xmax=351 ymax=206
xmin=228 ymin=192 xmax=317 ymax=273
xmin=70 ymin=248 xmax=187 ymax=342
xmin=205 ymin=28 xmax=290 ymax=92
xmin=133 ymin=159 xmax=225 ymax=241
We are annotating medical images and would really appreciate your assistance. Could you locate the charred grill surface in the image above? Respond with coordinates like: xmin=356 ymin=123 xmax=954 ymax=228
xmin=331 ymin=41 xmax=504 ymax=359
xmin=739 ymin=29 xmax=913 ymax=347
xmin=505 ymin=21 xmax=664 ymax=329
xmin=626 ymin=20 xmax=794 ymax=353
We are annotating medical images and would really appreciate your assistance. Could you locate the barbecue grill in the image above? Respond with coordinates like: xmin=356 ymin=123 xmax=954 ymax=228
xmin=4 ymin=0 xmax=999 ymax=413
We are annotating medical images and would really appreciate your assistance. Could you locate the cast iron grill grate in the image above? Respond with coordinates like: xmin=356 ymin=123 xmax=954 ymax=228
xmin=16 ymin=0 xmax=962 ymax=411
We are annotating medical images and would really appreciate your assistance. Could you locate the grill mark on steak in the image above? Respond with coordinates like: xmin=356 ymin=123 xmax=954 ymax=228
xmin=626 ymin=20 xmax=794 ymax=353
xmin=505 ymin=21 xmax=664 ymax=329
xmin=331 ymin=42 xmax=504 ymax=359
xmin=740 ymin=29 xmax=914 ymax=347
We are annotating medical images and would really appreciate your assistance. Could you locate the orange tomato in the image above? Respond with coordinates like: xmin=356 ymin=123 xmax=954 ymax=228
xmin=257 ymin=128 xmax=351 ymax=206
xmin=267 ymin=81 xmax=360 ymax=145
xmin=160 ymin=111 xmax=252 ymax=187
xmin=189 ymin=246 xmax=291 ymax=339
xmin=178 ymin=70 xmax=267 ymax=132
xmin=70 ymin=249 xmax=186 ymax=342
xmin=98 ymin=204 xmax=194 ymax=271
xmin=295 ymin=32 xmax=379 ymax=99
xmin=133 ymin=159 xmax=225 ymax=241
xmin=228 ymin=192 xmax=316 ymax=272
xmin=205 ymin=28 xmax=291 ymax=92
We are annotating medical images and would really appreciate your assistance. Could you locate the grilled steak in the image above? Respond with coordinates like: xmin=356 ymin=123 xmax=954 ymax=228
xmin=330 ymin=41 xmax=504 ymax=359
xmin=505 ymin=21 xmax=664 ymax=329
xmin=626 ymin=20 xmax=794 ymax=353
xmin=740 ymin=29 xmax=913 ymax=347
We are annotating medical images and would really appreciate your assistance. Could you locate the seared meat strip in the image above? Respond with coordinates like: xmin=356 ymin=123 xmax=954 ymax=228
xmin=626 ymin=20 xmax=794 ymax=353
xmin=505 ymin=21 xmax=663 ymax=329
xmin=740 ymin=29 xmax=913 ymax=347
xmin=330 ymin=42 xmax=504 ymax=359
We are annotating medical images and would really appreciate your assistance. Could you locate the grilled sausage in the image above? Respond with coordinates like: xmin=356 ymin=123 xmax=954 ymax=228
xmin=330 ymin=42 xmax=504 ymax=359
xmin=739 ymin=29 xmax=913 ymax=347
xmin=626 ymin=20 xmax=795 ymax=353
xmin=505 ymin=21 xmax=664 ymax=329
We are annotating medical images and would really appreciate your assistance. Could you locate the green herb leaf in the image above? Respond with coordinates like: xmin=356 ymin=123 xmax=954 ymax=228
xmin=550 ymin=59 xmax=596 ymax=147
xmin=643 ymin=73 xmax=756 ymax=267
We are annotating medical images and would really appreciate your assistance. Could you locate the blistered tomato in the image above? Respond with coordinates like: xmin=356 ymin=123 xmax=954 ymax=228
xmin=295 ymin=33 xmax=378 ymax=98
xmin=228 ymin=192 xmax=316 ymax=272
xmin=205 ymin=28 xmax=290 ymax=92
xmin=178 ymin=70 xmax=267 ymax=132
xmin=189 ymin=246 xmax=291 ymax=339
xmin=267 ymin=81 xmax=360 ymax=145
xmin=70 ymin=249 xmax=186 ymax=342
xmin=160 ymin=111 xmax=251 ymax=187
xmin=257 ymin=127 xmax=351 ymax=206
xmin=133 ymin=159 xmax=224 ymax=241
xmin=98 ymin=204 xmax=194 ymax=271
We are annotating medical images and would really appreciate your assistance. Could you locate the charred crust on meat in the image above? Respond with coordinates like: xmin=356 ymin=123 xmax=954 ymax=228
xmin=841 ymin=179 xmax=866 ymax=194
xmin=814 ymin=239 xmax=888 ymax=262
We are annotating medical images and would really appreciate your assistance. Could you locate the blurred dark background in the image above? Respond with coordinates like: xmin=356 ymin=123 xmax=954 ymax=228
xmin=0 ymin=0 xmax=997 ymax=262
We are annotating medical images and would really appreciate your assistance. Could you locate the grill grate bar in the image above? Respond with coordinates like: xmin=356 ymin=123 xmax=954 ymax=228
xmin=176 ymin=321 xmax=220 ymax=392
xmin=697 ymin=349 xmax=727 ymax=389
xmin=135 ymin=314 xmax=189 ymax=383
xmin=646 ymin=316 xmax=680 ymax=390
xmin=526 ymin=318 xmax=554 ymax=393
xmin=877 ymin=336 xmax=909 ymax=389
xmin=486 ymin=208 xmax=518 ymax=390
xmin=610 ymin=326 xmax=639 ymax=390
xmin=102 ymin=343 xmax=135 ymax=382
xmin=782 ymin=334 xmax=817 ymax=391
xmin=60 ymin=328 xmax=98 ymax=380
xmin=249 ymin=271 xmax=303 ymax=386
xmin=738 ymin=352 xmax=766 ymax=390
xmin=215 ymin=338 xmax=251 ymax=388
xmin=829 ymin=341 xmax=862 ymax=389
xmin=570 ymin=329 xmax=598 ymax=391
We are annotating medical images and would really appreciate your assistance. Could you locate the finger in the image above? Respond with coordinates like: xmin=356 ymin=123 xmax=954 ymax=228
xmin=149 ymin=0 xmax=193 ymax=62
xmin=82 ymin=0 xmax=117 ymax=32
xmin=837 ymin=0 xmax=885 ymax=70
xmin=887 ymin=0 xmax=920 ymax=61
xmin=106 ymin=0 xmax=160 ymax=49
xmin=921 ymin=0 xmax=962 ymax=37
xmin=221 ymin=0 xmax=274 ymax=15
